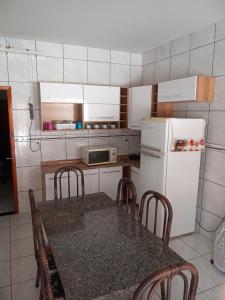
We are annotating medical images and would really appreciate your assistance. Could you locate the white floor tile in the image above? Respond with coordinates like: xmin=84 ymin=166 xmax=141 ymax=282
xmin=11 ymin=237 xmax=34 ymax=259
xmin=182 ymin=233 xmax=213 ymax=255
xmin=203 ymin=253 xmax=213 ymax=263
xmin=205 ymin=282 xmax=225 ymax=299
xmin=11 ymin=255 xmax=37 ymax=284
xmin=12 ymin=279 xmax=39 ymax=300
xmin=0 ymin=228 xmax=10 ymax=242
xmin=0 ymin=216 xmax=10 ymax=229
xmin=190 ymin=256 xmax=225 ymax=291
xmin=0 ymin=261 xmax=10 ymax=288
xmin=0 ymin=242 xmax=10 ymax=262
xmin=11 ymin=222 xmax=32 ymax=240
xmin=10 ymin=212 xmax=31 ymax=226
xmin=0 ymin=286 xmax=11 ymax=300
xmin=169 ymin=238 xmax=201 ymax=260
xmin=196 ymin=293 xmax=210 ymax=299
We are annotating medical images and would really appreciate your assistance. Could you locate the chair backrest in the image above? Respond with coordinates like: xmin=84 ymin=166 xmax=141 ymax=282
xmin=28 ymin=189 xmax=38 ymax=260
xmin=116 ymin=177 xmax=137 ymax=217
xmin=138 ymin=190 xmax=173 ymax=244
xmin=132 ymin=262 xmax=199 ymax=300
xmin=54 ymin=166 xmax=85 ymax=200
xmin=34 ymin=210 xmax=54 ymax=300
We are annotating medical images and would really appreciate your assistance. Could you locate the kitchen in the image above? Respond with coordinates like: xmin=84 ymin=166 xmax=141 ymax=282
xmin=0 ymin=1 xmax=225 ymax=299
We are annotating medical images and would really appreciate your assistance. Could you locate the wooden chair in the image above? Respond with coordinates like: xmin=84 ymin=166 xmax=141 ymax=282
xmin=34 ymin=210 xmax=65 ymax=300
xmin=54 ymin=166 xmax=85 ymax=200
xmin=116 ymin=177 xmax=137 ymax=218
xmin=28 ymin=189 xmax=56 ymax=288
xmin=138 ymin=190 xmax=173 ymax=245
xmin=132 ymin=262 xmax=199 ymax=300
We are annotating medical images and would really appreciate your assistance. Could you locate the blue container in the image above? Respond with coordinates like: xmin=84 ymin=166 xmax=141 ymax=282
xmin=76 ymin=122 xmax=82 ymax=129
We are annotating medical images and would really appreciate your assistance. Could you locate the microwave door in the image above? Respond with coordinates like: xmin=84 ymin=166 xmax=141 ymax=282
xmin=89 ymin=150 xmax=110 ymax=164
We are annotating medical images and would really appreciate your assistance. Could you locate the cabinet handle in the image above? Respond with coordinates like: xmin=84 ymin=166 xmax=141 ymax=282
xmin=102 ymin=170 xmax=121 ymax=174
xmin=93 ymin=117 xmax=114 ymax=119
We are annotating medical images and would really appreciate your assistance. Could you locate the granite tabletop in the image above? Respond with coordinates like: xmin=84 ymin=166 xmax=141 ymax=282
xmin=37 ymin=193 xmax=184 ymax=300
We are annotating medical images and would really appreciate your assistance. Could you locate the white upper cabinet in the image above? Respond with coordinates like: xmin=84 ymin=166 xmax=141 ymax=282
xmin=83 ymin=85 xmax=120 ymax=104
xmin=128 ymin=85 xmax=152 ymax=129
xmin=83 ymin=103 xmax=120 ymax=122
xmin=40 ymin=82 xmax=83 ymax=103
xmin=158 ymin=76 xmax=214 ymax=103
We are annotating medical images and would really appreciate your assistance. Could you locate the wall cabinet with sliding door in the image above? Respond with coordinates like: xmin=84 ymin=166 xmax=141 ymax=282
xmin=158 ymin=76 xmax=214 ymax=103
xmin=83 ymin=85 xmax=120 ymax=127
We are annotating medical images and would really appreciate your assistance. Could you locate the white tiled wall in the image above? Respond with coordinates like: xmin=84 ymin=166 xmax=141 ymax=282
xmin=0 ymin=36 xmax=142 ymax=213
xmin=142 ymin=18 xmax=225 ymax=241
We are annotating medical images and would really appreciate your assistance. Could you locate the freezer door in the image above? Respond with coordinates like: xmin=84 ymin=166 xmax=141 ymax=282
xmin=141 ymin=119 xmax=170 ymax=153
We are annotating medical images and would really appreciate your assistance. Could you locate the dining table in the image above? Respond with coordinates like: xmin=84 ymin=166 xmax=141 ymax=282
xmin=37 ymin=192 xmax=185 ymax=300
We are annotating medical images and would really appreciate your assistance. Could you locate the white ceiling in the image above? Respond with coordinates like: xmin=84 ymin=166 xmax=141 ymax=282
xmin=1 ymin=0 xmax=225 ymax=53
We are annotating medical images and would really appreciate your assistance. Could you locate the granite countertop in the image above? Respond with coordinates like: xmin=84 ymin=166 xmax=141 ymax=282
xmin=37 ymin=193 xmax=184 ymax=300
xmin=41 ymin=155 xmax=140 ymax=174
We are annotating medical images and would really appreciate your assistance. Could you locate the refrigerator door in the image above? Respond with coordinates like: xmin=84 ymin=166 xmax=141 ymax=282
xmin=138 ymin=150 xmax=167 ymax=237
xmin=141 ymin=118 xmax=170 ymax=154
xmin=166 ymin=151 xmax=201 ymax=237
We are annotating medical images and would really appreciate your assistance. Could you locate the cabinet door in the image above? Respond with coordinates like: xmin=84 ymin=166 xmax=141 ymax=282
xmin=83 ymin=104 xmax=120 ymax=122
xmin=128 ymin=86 xmax=152 ymax=129
xmin=158 ymin=76 xmax=197 ymax=103
xmin=45 ymin=173 xmax=68 ymax=201
xmin=83 ymin=169 xmax=99 ymax=194
xmin=131 ymin=167 xmax=140 ymax=203
xmin=84 ymin=85 xmax=120 ymax=104
xmin=45 ymin=169 xmax=99 ymax=200
xmin=99 ymin=166 xmax=122 ymax=200
xmin=40 ymin=82 xmax=83 ymax=103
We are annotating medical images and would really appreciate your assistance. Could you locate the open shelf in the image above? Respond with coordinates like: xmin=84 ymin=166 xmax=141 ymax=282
xmin=40 ymin=102 xmax=83 ymax=130
xmin=119 ymin=88 xmax=128 ymax=128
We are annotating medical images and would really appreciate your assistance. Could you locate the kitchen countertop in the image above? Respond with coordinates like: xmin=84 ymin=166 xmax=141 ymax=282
xmin=41 ymin=155 xmax=140 ymax=174
xmin=37 ymin=193 xmax=184 ymax=300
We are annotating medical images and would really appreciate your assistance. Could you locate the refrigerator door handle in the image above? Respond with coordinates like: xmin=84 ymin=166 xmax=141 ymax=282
xmin=140 ymin=144 xmax=161 ymax=153
xmin=141 ymin=150 xmax=161 ymax=159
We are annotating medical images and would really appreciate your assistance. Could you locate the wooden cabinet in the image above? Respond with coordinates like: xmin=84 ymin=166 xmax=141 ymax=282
xmin=45 ymin=169 xmax=99 ymax=200
xmin=40 ymin=82 xmax=83 ymax=103
xmin=83 ymin=103 xmax=120 ymax=122
xmin=83 ymin=85 xmax=120 ymax=104
xmin=99 ymin=166 xmax=122 ymax=200
xmin=158 ymin=76 xmax=214 ymax=103
xmin=128 ymin=85 xmax=152 ymax=129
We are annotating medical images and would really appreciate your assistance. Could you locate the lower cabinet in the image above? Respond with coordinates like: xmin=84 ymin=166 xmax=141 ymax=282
xmin=99 ymin=166 xmax=123 ymax=200
xmin=45 ymin=165 xmax=129 ymax=201
xmin=45 ymin=168 xmax=99 ymax=200
xmin=131 ymin=166 xmax=140 ymax=203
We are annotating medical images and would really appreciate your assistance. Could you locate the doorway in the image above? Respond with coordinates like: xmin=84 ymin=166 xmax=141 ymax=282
xmin=0 ymin=87 xmax=18 ymax=215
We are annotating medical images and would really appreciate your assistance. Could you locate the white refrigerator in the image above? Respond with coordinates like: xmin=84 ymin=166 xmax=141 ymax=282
xmin=139 ymin=117 xmax=205 ymax=237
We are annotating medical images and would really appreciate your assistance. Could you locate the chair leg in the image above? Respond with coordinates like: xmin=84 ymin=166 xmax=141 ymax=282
xmin=36 ymin=266 xmax=40 ymax=287
xmin=160 ymin=281 xmax=166 ymax=300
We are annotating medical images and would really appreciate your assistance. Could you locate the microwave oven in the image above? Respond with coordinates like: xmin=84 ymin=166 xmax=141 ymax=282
xmin=81 ymin=146 xmax=117 ymax=166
